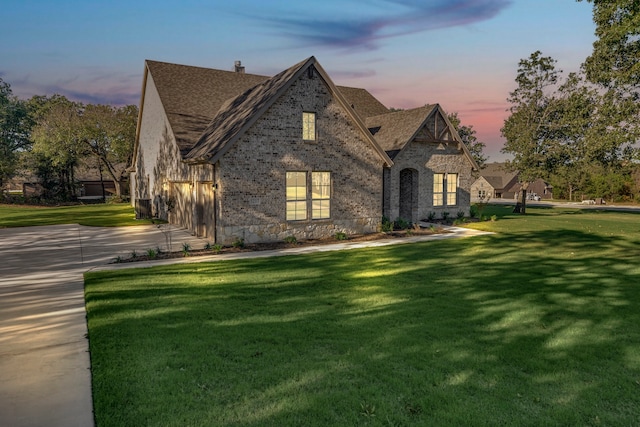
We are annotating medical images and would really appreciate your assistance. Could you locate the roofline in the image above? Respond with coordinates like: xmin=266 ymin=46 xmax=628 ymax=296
xmin=312 ymin=60 xmax=394 ymax=167
xmin=129 ymin=62 xmax=149 ymax=173
xmin=436 ymin=104 xmax=480 ymax=171
xmin=187 ymin=56 xmax=394 ymax=167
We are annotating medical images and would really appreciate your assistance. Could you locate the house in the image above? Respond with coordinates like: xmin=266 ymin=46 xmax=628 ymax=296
xmin=470 ymin=162 xmax=553 ymax=201
xmin=131 ymin=57 xmax=478 ymax=244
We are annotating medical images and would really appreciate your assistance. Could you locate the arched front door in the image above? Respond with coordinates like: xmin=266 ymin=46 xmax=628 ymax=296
xmin=399 ymin=168 xmax=418 ymax=223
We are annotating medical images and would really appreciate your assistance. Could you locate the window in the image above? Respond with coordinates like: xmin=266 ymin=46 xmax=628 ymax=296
xmin=433 ymin=173 xmax=444 ymax=206
xmin=478 ymin=190 xmax=486 ymax=199
xmin=286 ymin=172 xmax=307 ymax=220
xmin=311 ymin=172 xmax=330 ymax=219
xmin=302 ymin=112 xmax=316 ymax=140
xmin=286 ymin=171 xmax=331 ymax=220
xmin=447 ymin=173 xmax=458 ymax=205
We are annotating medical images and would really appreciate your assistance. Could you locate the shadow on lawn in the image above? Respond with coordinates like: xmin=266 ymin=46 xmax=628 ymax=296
xmin=85 ymin=228 xmax=640 ymax=426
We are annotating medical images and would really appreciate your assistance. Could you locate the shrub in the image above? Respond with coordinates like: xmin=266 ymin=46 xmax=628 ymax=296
xmin=457 ymin=210 xmax=465 ymax=219
xmin=394 ymin=217 xmax=411 ymax=230
xmin=380 ymin=216 xmax=393 ymax=232
xmin=442 ymin=211 xmax=450 ymax=222
xmin=491 ymin=214 xmax=498 ymax=222
xmin=146 ymin=248 xmax=157 ymax=259
xmin=284 ymin=236 xmax=297 ymax=244
xmin=182 ymin=242 xmax=191 ymax=256
xmin=232 ymin=238 xmax=245 ymax=248
xmin=204 ymin=242 xmax=212 ymax=250
xmin=130 ymin=250 xmax=137 ymax=259
xmin=334 ymin=232 xmax=348 ymax=241
xmin=212 ymin=244 xmax=223 ymax=253
xmin=427 ymin=211 xmax=436 ymax=221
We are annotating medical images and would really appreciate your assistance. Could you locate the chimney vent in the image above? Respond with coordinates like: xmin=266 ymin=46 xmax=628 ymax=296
xmin=234 ymin=60 xmax=245 ymax=73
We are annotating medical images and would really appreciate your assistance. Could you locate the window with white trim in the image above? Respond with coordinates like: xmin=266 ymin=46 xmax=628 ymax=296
xmin=302 ymin=112 xmax=316 ymax=141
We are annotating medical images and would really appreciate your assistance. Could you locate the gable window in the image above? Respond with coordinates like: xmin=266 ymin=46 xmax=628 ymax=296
xmin=447 ymin=173 xmax=458 ymax=206
xmin=433 ymin=173 xmax=444 ymax=206
xmin=286 ymin=172 xmax=307 ymax=220
xmin=302 ymin=112 xmax=316 ymax=141
xmin=311 ymin=172 xmax=331 ymax=219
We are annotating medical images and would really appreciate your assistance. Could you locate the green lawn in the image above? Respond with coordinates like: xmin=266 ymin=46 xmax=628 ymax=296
xmin=0 ymin=203 xmax=157 ymax=227
xmin=85 ymin=206 xmax=640 ymax=426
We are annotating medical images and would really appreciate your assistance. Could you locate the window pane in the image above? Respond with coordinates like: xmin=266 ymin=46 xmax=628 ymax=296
xmin=311 ymin=172 xmax=330 ymax=199
xmin=286 ymin=201 xmax=307 ymax=220
xmin=303 ymin=112 xmax=316 ymax=140
xmin=434 ymin=194 xmax=444 ymax=207
xmin=312 ymin=200 xmax=330 ymax=219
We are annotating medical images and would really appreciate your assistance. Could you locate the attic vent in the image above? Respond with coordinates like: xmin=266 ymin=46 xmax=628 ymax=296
xmin=234 ymin=60 xmax=245 ymax=73
xmin=308 ymin=65 xmax=314 ymax=78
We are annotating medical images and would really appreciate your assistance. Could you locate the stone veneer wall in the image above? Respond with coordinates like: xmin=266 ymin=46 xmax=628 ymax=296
xmin=213 ymin=70 xmax=385 ymax=244
xmin=386 ymin=139 xmax=474 ymax=222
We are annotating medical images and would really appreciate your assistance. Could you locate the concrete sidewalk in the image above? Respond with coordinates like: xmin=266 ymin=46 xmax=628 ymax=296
xmin=0 ymin=223 xmax=491 ymax=426
xmin=0 ymin=224 xmax=206 ymax=427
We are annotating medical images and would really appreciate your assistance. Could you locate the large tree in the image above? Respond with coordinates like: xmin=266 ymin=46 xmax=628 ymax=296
xmin=448 ymin=112 xmax=488 ymax=169
xmin=579 ymin=0 xmax=640 ymax=89
xmin=30 ymin=97 xmax=137 ymax=198
xmin=0 ymin=78 xmax=31 ymax=189
xmin=501 ymin=51 xmax=562 ymax=183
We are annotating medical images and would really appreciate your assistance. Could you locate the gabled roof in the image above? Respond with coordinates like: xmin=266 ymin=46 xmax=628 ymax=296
xmin=144 ymin=60 xmax=268 ymax=154
xmin=337 ymin=86 xmax=390 ymax=118
xmin=366 ymin=105 xmax=437 ymax=156
xmin=184 ymin=56 xmax=392 ymax=166
xmin=365 ymin=104 xmax=479 ymax=170
xmin=480 ymin=162 xmax=519 ymax=191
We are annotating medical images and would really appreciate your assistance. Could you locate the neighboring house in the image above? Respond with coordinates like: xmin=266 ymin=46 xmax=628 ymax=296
xmin=471 ymin=162 xmax=552 ymax=201
xmin=131 ymin=56 xmax=478 ymax=244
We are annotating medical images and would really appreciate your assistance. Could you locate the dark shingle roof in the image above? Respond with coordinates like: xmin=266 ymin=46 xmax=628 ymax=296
xmin=365 ymin=105 xmax=436 ymax=157
xmin=185 ymin=57 xmax=312 ymax=163
xmin=145 ymin=60 xmax=390 ymax=156
xmin=480 ymin=163 xmax=519 ymax=190
xmin=145 ymin=60 xmax=268 ymax=154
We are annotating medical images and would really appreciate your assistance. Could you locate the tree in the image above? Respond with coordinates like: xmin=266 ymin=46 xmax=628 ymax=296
xmin=501 ymin=51 xmax=562 ymax=183
xmin=0 ymin=78 xmax=31 ymax=189
xmin=30 ymin=98 xmax=137 ymax=199
xmin=447 ymin=112 xmax=488 ymax=168
xmin=579 ymin=0 xmax=640 ymax=89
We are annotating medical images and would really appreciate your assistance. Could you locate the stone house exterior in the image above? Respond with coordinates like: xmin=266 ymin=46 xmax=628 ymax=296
xmin=131 ymin=56 xmax=477 ymax=244
xmin=471 ymin=162 xmax=553 ymax=201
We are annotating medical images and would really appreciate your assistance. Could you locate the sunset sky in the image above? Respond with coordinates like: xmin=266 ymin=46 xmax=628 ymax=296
xmin=1 ymin=0 xmax=596 ymax=161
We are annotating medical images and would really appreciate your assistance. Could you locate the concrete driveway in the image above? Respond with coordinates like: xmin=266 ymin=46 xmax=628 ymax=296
xmin=0 ymin=224 xmax=205 ymax=427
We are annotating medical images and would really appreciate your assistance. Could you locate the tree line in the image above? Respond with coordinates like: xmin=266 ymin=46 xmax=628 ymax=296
xmin=502 ymin=0 xmax=640 ymax=202
xmin=0 ymin=80 xmax=137 ymax=202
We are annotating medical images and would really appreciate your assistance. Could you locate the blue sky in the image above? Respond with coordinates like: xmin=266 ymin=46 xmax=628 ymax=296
xmin=1 ymin=0 xmax=596 ymax=161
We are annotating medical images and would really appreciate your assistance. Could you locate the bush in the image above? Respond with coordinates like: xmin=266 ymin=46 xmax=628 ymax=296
xmin=427 ymin=211 xmax=436 ymax=221
xmin=284 ymin=236 xmax=297 ymax=244
xmin=146 ymin=248 xmax=157 ymax=259
xmin=334 ymin=232 xmax=348 ymax=241
xmin=380 ymin=216 xmax=393 ymax=232
xmin=491 ymin=215 xmax=498 ymax=222
xmin=457 ymin=210 xmax=465 ymax=219
xmin=394 ymin=217 xmax=411 ymax=230
xmin=470 ymin=205 xmax=479 ymax=218
xmin=442 ymin=211 xmax=450 ymax=222
xmin=232 ymin=238 xmax=245 ymax=248
xmin=212 ymin=244 xmax=223 ymax=253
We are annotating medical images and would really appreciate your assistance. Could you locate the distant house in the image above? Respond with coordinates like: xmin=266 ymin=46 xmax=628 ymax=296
xmin=471 ymin=162 xmax=552 ymax=201
xmin=131 ymin=56 xmax=478 ymax=244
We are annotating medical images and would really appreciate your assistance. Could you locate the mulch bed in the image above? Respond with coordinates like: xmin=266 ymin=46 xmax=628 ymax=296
xmin=113 ymin=227 xmax=450 ymax=264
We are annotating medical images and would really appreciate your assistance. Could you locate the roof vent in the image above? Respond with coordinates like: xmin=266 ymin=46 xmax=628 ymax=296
xmin=234 ymin=60 xmax=245 ymax=73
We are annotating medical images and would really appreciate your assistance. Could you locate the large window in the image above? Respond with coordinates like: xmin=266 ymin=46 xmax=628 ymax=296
xmin=302 ymin=112 xmax=316 ymax=141
xmin=286 ymin=172 xmax=307 ymax=220
xmin=433 ymin=173 xmax=444 ymax=206
xmin=286 ymin=171 xmax=331 ymax=220
xmin=311 ymin=172 xmax=331 ymax=219
xmin=433 ymin=173 xmax=458 ymax=206
xmin=447 ymin=173 xmax=458 ymax=206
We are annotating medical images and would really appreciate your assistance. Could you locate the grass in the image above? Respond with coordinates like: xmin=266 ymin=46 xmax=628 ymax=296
xmin=85 ymin=205 xmax=640 ymax=426
xmin=0 ymin=203 xmax=158 ymax=227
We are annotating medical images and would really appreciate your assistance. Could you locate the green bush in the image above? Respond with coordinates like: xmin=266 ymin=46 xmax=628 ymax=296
xmin=394 ymin=217 xmax=411 ymax=230
xmin=284 ymin=236 xmax=297 ymax=244
xmin=380 ymin=216 xmax=393 ymax=232
xmin=334 ymin=232 xmax=348 ymax=241
xmin=427 ymin=211 xmax=436 ymax=221
xmin=232 ymin=238 xmax=245 ymax=248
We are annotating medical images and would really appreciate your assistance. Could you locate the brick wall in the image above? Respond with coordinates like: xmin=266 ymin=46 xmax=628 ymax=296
xmin=213 ymin=70 xmax=385 ymax=244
